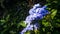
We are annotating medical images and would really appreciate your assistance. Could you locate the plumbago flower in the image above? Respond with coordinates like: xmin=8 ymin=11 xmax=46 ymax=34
xmin=20 ymin=3 xmax=49 ymax=34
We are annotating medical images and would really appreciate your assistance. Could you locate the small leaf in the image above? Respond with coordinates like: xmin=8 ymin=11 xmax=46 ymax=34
xmin=0 ymin=20 xmax=6 ymax=25
xmin=17 ymin=21 xmax=26 ymax=28
xmin=42 ymin=21 xmax=51 ymax=27
xmin=34 ymin=30 xmax=40 ymax=34
xmin=25 ymin=31 xmax=30 ymax=34
xmin=0 ymin=20 xmax=6 ymax=23
xmin=51 ymin=9 xmax=57 ymax=19
xmin=6 ymin=14 xmax=10 ymax=21
xmin=42 ymin=28 xmax=45 ymax=32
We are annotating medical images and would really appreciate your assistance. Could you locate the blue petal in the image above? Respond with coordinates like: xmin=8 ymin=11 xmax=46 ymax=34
xmin=34 ymin=22 xmax=40 ymax=30
xmin=42 ymin=5 xmax=47 ymax=9
xmin=33 ymin=3 xmax=41 ymax=9
xmin=29 ymin=8 xmax=36 ymax=15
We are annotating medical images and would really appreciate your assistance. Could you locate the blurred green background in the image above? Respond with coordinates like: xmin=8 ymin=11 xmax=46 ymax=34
xmin=0 ymin=0 xmax=59 ymax=34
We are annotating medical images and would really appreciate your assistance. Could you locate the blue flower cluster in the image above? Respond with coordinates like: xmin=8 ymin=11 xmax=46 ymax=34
xmin=20 ymin=3 xmax=49 ymax=34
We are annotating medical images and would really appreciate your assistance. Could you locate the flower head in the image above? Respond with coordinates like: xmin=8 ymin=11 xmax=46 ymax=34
xmin=20 ymin=3 xmax=49 ymax=34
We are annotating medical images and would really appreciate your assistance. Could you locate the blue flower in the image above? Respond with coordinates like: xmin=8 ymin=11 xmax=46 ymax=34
xmin=25 ymin=14 xmax=43 ymax=24
xmin=20 ymin=3 xmax=50 ymax=34
xmin=20 ymin=24 xmax=33 ymax=34
xmin=29 ymin=8 xmax=36 ymax=15
xmin=25 ymin=6 xmax=49 ymax=23
xmin=27 ymin=24 xmax=33 ymax=30
xmin=42 ymin=5 xmax=47 ymax=9
xmin=29 ymin=3 xmax=41 ymax=15
xmin=29 ymin=5 xmax=49 ymax=16
xmin=33 ymin=3 xmax=41 ymax=9
xmin=25 ymin=15 xmax=35 ymax=21
xmin=34 ymin=22 xmax=40 ymax=30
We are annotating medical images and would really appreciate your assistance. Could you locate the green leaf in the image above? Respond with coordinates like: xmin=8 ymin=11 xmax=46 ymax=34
xmin=25 ymin=31 xmax=30 ymax=34
xmin=42 ymin=28 xmax=45 ymax=32
xmin=17 ymin=21 xmax=26 ymax=28
xmin=51 ymin=9 xmax=57 ymax=19
xmin=6 ymin=14 xmax=10 ymax=21
xmin=0 ymin=20 xmax=6 ymax=25
xmin=42 ymin=21 xmax=51 ymax=27
xmin=0 ymin=20 xmax=6 ymax=23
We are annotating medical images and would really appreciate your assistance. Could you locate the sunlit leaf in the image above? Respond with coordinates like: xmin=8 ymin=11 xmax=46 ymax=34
xmin=51 ymin=9 xmax=57 ymax=19
xmin=42 ymin=21 xmax=51 ymax=27
xmin=17 ymin=21 xmax=26 ymax=28
xmin=0 ymin=20 xmax=6 ymax=23
xmin=42 ymin=28 xmax=45 ymax=32
xmin=6 ymin=14 xmax=10 ymax=21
